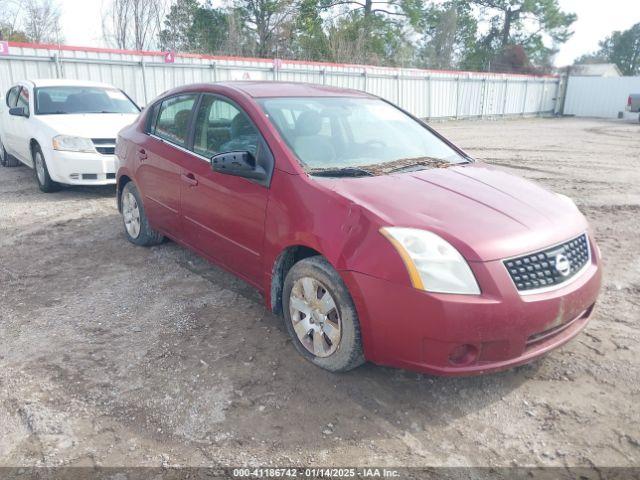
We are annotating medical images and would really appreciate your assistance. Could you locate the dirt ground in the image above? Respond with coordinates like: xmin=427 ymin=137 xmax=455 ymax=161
xmin=0 ymin=117 xmax=638 ymax=469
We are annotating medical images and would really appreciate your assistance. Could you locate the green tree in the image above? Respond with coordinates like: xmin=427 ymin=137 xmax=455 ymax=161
xmin=159 ymin=0 xmax=200 ymax=51
xmin=575 ymin=23 xmax=640 ymax=75
xmin=416 ymin=1 xmax=477 ymax=69
xmin=464 ymin=0 xmax=576 ymax=71
xmin=191 ymin=5 xmax=229 ymax=54
xmin=232 ymin=0 xmax=297 ymax=58
xmin=159 ymin=0 xmax=229 ymax=54
xmin=319 ymin=0 xmax=422 ymax=66
xmin=319 ymin=0 xmax=422 ymax=26
xmin=325 ymin=11 xmax=413 ymax=65
xmin=289 ymin=0 xmax=330 ymax=61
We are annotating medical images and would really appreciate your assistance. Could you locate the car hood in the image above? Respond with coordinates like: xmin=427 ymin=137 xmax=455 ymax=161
xmin=321 ymin=162 xmax=588 ymax=262
xmin=35 ymin=113 xmax=139 ymax=138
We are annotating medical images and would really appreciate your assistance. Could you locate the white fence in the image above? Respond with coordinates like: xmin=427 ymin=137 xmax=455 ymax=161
xmin=0 ymin=42 xmax=561 ymax=119
xmin=564 ymin=75 xmax=640 ymax=118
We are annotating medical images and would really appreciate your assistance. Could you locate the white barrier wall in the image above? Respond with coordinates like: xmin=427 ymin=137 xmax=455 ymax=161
xmin=564 ymin=76 xmax=640 ymax=118
xmin=0 ymin=42 xmax=560 ymax=118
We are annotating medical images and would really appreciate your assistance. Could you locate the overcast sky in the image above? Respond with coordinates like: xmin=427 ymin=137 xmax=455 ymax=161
xmin=59 ymin=0 xmax=640 ymax=67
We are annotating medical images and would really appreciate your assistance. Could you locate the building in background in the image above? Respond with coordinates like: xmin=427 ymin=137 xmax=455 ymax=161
xmin=568 ymin=63 xmax=622 ymax=77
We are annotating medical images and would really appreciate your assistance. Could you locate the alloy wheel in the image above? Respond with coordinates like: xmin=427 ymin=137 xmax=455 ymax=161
xmin=122 ymin=192 xmax=141 ymax=238
xmin=289 ymin=277 xmax=342 ymax=357
xmin=35 ymin=152 xmax=46 ymax=185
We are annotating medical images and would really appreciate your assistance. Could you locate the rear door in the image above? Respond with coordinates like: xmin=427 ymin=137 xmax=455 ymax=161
xmin=136 ymin=93 xmax=198 ymax=238
xmin=179 ymin=94 xmax=271 ymax=287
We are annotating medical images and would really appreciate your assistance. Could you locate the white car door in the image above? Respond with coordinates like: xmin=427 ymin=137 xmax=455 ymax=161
xmin=10 ymin=85 xmax=33 ymax=162
xmin=2 ymin=85 xmax=21 ymax=156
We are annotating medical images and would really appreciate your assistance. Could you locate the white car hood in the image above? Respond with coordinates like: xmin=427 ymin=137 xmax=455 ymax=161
xmin=36 ymin=113 xmax=139 ymax=138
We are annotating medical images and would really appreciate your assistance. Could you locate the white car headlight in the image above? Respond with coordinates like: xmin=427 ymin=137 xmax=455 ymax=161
xmin=52 ymin=135 xmax=96 ymax=153
xmin=380 ymin=227 xmax=480 ymax=295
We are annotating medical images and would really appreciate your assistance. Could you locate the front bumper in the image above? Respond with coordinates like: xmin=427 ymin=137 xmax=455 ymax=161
xmin=47 ymin=150 xmax=117 ymax=185
xmin=342 ymin=235 xmax=602 ymax=376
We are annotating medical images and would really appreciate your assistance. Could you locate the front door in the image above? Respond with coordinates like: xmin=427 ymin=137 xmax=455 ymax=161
xmin=137 ymin=94 xmax=197 ymax=238
xmin=179 ymin=94 xmax=270 ymax=287
xmin=4 ymin=86 xmax=30 ymax=162
xmin=13 ymin=86 xmax=32 ymax=162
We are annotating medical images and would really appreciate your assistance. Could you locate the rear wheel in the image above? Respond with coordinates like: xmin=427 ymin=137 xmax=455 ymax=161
xmin=283 ymin=256 xmax=365 ymax=372
xmin=121 ymin=181 xmax=164 ymax=246
xmin=0 ymin=138 xmax=20 ymax=167
xmin=33 ymin=145 xmax=60 ymax=192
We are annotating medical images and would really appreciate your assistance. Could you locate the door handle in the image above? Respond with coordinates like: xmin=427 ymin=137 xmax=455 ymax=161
xmin=137 ymin=148 xmax=147 ymax=161
xmin=181 ymin=173 xmax=198 ymax=187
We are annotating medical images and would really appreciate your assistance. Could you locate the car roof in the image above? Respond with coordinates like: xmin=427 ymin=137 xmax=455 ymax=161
xmin=210 ymin=81 xmax=374 ymax=99
xmin=27 ymin=79 xmax=119 ymax=89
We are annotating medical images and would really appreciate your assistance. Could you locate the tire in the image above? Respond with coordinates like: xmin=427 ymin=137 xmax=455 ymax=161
xmin=121 ymin=181 xmax=164 ymax=246
xmin=282 ymin=256 xmax=365 ymax=372
xmin=0 ymin=138 xmax=20 ymax=167
xmin=32 ymin=144 xmax=60 ymax=192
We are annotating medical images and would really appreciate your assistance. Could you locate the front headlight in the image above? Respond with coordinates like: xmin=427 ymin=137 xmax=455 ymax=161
xmin=380 ymin=227 xmax=480 ymax=295
xmin=52 ymin=135 xmax=96 ymax=153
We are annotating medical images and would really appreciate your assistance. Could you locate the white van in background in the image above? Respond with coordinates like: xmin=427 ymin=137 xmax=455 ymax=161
xmin=0 ymin=79 xmax=140 ymax=192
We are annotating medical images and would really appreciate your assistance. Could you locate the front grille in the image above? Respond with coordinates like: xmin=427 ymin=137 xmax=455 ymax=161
xmin=504 ymin=234 xmax=590 ymax=292
xmin=91 ymin=138 xmax=116 ymax=155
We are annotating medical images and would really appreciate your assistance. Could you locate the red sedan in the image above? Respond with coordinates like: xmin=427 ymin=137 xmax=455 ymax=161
xmin=116 ymin=82 xmax=602 ymax=376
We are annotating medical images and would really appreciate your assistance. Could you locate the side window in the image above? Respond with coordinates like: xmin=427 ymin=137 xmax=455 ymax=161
xmin=153 ymin=94 xmax=197 ymax=147
xmin=193 ymin=95 xmax=259 ymax=158
xmin=145 ymin=102 xmax=160 ymax=133
xmin=16 ymin=87 xmax=30 ymax=115
xmin=6 ymin=87 xmax=19 ymax=108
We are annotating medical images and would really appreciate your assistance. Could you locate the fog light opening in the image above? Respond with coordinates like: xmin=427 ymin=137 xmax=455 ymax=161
xmin=448 ymin=344 xmax=479 ymax=366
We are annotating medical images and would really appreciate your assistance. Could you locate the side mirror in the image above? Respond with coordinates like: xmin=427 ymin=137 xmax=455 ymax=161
xmin=9 ymin=107 xmax=27 ymax=117
xmin=211 ymin=151 xmax=266 ymax=181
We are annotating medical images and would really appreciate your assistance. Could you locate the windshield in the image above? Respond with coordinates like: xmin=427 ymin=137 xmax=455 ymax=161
xmin=259 ymin=97 xmax=467 ymax=174
xmin=35 ymin=86 xmax=140 ymax=115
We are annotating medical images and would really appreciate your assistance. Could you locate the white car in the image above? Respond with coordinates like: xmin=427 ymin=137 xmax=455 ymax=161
xmin=0 ymin=79 xmax=140 ymax=192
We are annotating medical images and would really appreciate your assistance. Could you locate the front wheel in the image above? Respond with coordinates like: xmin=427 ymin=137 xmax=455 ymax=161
xmin=121 ymin=181 xmax=164 ymax=246
xmin=33 ymin=145 xmax=60 ymax=192
xmin=283 ymin=256 xmax=365 ymax=372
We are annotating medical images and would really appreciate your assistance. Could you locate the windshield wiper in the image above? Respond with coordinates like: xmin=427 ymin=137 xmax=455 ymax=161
xmin=307 ymin=166 xmax=374 ymax=177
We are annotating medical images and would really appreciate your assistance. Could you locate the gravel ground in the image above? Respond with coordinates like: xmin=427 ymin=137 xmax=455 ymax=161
xmin=0 ymin=117 xmax=638 ymax=469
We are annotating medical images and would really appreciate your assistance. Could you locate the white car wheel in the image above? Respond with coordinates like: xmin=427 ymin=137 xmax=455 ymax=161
xmin=32 ymin=144 xmax=60 ymax=193
xmin=0 ymin=138 xmax=19 ymax=167
xmin=35 ymin=151 xmax=46 ymax=184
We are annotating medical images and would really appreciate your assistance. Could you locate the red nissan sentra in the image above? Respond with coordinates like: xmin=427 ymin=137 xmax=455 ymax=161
xmin=116 ymin=82 xmax=602 ymax=376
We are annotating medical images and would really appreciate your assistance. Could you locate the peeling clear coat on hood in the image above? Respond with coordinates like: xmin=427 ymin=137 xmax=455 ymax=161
xmin=317 ymin=162 xmax=588 ymax=262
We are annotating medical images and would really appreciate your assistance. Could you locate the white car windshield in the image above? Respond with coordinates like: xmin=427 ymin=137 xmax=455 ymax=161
xmin=35 ymin=86 xmax=140 ymax=115
xmin=259 ymin=97 xmax=467 ymax=174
